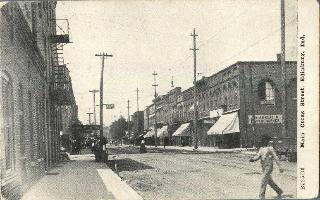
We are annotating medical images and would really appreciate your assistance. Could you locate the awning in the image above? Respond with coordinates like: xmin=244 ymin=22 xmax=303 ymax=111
xmin=207 ymin=111 xmax=239 ymax=135
xmin=143 ymin=129 xmax=154 ymax=138
xmin=157 ymin=126 xmax=168 ymax=138
xmin=172 ymin=123 xmax=191 ymax=137
xmin=143 ymin=128 xmax=161 ymax=138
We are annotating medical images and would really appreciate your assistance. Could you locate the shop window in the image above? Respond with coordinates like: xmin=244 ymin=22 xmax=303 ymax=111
xmin=258 ymin=81 xmax=275 ymax=104
xmin=2 ymin=72 xmax=15 ymax=170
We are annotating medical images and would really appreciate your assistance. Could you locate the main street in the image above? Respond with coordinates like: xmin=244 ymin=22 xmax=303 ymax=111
xmin=107 ymin=146 xmax=297 ymax=200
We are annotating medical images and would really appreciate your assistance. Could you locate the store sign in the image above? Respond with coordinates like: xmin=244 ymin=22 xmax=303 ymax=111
xmin=105 ymin=104 xmax=115 ymax=109
xmin=248 ymin=115 xmax=283 ymax=124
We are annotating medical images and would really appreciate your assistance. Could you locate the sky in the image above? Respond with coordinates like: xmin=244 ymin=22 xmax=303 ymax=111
xmin=56 ymin=0 xmax=297 ymax=126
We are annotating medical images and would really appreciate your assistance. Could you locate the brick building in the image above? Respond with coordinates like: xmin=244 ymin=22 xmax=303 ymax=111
xmin=144 ymin=59 xmax=297 ymax=149
xmin=0 ymin=2 xmax=77 ymax=198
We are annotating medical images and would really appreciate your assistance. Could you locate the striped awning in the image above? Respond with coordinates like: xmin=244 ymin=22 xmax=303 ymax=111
xmin=207 ymin=111 xmax=239 ymax=135
xmin=172 ymin=123 xmax=191 ymax=137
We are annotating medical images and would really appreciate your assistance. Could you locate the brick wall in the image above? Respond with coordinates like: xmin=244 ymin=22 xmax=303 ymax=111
xmin=239 ymin=61 xmax=297 ymax=147
xmin=0 ymin=2 xmax=47 ymax=197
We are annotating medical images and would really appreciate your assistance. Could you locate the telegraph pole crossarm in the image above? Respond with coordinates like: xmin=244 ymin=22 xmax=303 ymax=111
xmin=86 ymin=111 xmax=94 ymax=125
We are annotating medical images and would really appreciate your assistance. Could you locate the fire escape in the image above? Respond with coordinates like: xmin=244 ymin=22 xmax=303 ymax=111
xmin=49 ymin=19 xmax=74 ymax=105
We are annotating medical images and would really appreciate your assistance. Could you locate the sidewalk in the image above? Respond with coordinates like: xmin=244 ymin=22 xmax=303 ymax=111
xmin=144 ymin=144 xmax=257 ymax=154
xmin=21 ymin=154 xmax=143 ymax=200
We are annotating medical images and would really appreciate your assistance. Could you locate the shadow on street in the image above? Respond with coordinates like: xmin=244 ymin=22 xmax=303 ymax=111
xmin=107 ymin=158 xmax=154 ymax=172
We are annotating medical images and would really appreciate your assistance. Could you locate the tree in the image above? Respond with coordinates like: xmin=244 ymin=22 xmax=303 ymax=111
xmin=110 ymin=116 xmax=128 ymax=140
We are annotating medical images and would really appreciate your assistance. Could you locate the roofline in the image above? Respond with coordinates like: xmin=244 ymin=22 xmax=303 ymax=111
xmin=206 ymin=60 xmax=297 ymax=79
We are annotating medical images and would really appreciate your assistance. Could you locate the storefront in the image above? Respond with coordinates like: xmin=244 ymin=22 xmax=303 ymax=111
xmin=157 ymin=125 xmax=169 ymax=146
xmin=207 ymin=110 xmax=240 ymax=148
xmin=172 ymin=123 xmax=192 ymax=146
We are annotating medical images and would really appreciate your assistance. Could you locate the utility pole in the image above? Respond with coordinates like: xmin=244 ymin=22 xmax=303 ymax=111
xmin=127 ymin=100 xmax=131 ymax=141
xmin=135 ymin=88 xmax=139 ymax=145
xmin=280 ymin=0 xmax=287 ymax=137
xmin=89 ymin=89 xmax=99 ymax=125
xmin=86 ymin=109 xmax=94 ymax=125
xmin=152 ymin=71 xmax=158 ymax=147
xmin=95 ymin=52 xmax=112 ymax=143
xmin=190 ymin=28 xmax=199 ymax=150
xmin=169 ymin=68 xmax=174 ymax=88
xmin=136 ymin=88 xmax=139 ymax=111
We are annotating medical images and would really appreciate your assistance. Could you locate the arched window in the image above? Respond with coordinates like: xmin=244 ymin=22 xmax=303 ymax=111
xmin=258 ymin=80 xmax=275 ymax=104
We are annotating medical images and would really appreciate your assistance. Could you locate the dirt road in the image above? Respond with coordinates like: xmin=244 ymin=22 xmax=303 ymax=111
xmin=107 ymin=146 xmax=296 ymax=200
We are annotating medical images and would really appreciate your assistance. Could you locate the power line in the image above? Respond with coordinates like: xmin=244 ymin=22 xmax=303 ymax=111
xmin=213 ymin=17 xmax=297 ymax=70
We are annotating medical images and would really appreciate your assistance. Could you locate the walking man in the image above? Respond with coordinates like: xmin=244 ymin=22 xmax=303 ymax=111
xmin=249 ymin=135 xmax=284 ymax=199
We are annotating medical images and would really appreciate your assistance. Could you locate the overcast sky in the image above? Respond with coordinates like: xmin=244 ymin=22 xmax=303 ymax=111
xmin=56 ymin=0 xmax=297 ymax=126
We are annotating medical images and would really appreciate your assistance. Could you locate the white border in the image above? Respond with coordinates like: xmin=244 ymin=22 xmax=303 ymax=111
xmin=297 ymin=0 xmax=319 ymax=198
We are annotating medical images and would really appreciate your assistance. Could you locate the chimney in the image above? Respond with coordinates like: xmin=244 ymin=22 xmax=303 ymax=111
xmin=276 ymin=53 xmax=281 ymax=62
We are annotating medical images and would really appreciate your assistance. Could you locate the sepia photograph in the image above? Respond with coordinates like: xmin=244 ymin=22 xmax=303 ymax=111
xmin=0 ymin=0 xmax=318 ymax=200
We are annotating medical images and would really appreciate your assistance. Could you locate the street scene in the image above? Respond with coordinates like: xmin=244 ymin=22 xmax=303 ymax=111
xmin=0 ymin=0 xmax=299 ymax=200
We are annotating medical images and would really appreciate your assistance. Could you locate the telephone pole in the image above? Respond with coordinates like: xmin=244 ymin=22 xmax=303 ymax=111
xmin=127 ymin=100 xmax=131 ymax=140
xmin=169 ymin=68 xmax=174 ymax=88
xmin=136 ymin=88 xmax=139 ymax=111
xmin=89 ymin=89 xmax=99 ymax=125
xmin=190 ymin=28 xmax=199 ymax=149
xmin=95 ymin=52 xmax=112 ymax=141
xmin=152 ymin=71 xmax=158 ymax=147
xmin=280 ymin=0 xmax=287 ymax=137
xmin=86 ymin=109 xmax=93 ymax=125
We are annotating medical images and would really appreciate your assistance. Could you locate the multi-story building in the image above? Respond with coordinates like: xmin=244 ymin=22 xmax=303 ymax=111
xmin=0 ymin=1 xmax=77 ymax=198
xmin=144 ymin=58 xmax=297 ymax=149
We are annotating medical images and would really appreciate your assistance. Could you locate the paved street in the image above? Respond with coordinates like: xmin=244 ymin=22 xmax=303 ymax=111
xmin=107 ymin=145 xmax=297 ymax=200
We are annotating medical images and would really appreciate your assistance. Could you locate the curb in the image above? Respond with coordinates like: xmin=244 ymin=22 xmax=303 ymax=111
xmin=97 ymin=169 xmax=143 ymax=200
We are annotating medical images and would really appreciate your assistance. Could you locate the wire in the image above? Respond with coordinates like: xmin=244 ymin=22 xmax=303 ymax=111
xmin=211 ymin=17 xmax=297 ymax=71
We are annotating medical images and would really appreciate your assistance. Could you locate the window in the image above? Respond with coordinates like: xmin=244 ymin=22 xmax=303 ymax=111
xmin=258 ymin=81 xmax=275 ymax=104
xmin=2 ymin=72 xmax=15 ymax=170
xmin=31 ymin=3 xmax=37 ymax=33
xmin=38 ymin=3 xmax=42 ymax=18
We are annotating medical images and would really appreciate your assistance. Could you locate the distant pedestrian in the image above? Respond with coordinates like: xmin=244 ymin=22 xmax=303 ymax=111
xmin=140 ymin=139 xmax=147 ymax=153
xmin=249 ymin=135 xmax=284 ymax=199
